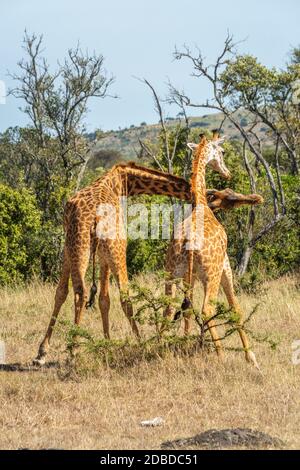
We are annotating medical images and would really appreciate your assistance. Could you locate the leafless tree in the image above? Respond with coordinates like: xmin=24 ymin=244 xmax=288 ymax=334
xmin=136 ymin=78 xmax=191 ymax=179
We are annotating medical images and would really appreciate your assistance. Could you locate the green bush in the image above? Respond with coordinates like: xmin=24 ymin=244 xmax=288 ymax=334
xmin=0 ymin=184 xmax=41 ymax=284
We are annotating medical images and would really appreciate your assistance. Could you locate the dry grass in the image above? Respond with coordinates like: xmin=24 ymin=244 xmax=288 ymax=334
xmin=0 ymin=274 xmax=299 ymax=450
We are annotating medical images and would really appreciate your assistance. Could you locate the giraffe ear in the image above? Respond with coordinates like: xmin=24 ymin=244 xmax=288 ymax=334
xmin=187 ymin=142 xmax=198 ymax=151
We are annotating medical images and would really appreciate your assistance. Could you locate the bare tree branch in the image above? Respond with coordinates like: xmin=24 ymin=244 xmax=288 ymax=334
xmin=170 ymin=35 xmax=291 ymax=274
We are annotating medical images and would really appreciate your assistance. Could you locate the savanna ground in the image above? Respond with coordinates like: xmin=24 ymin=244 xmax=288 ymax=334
xmin=0 ymin=274 xmax=299 ymax=450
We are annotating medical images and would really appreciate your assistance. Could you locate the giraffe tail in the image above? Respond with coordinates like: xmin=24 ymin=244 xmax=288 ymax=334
xmin=86 ymin=283 xmax=97 ymax=309
xmin=86 ymin=236 xmax=99 ymax=310
xmin=174 ymin=297 xmax=193 ymax=321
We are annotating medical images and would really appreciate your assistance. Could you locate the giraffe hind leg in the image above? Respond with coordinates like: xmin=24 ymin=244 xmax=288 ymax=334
xmin=33 ymin=250 xmax=70 ymax=365
xmin=202 ymin=280 xmax=224 ymax=360
xmin=67 ymin=247 xmax=90 ymax=358
xmin=181 ymin=272 xmax=195 ymax=336
xmin=86 ymin=238 xmax=99 ymax=309
xmin=98 ymin=263 xmax=111 ymax=339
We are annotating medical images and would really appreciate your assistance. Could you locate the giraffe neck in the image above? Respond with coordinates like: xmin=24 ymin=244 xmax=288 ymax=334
xmin=191 ymin=139 xmax=208 ymax=206
xmin=186 ymin=140 xmax=209 ymax=295
xmin=117 ymin=163 xmax=191 ymax=200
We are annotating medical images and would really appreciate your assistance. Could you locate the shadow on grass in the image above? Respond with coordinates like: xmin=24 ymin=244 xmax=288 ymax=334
xmin=68 ymin=335 xmax=211 ymax=372
xmin=0 ymin=361 xmax=60 ymax=372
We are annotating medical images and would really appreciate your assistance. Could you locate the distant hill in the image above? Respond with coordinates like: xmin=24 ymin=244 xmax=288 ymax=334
xmin=87 ymin=110 xmax=270 ymax=168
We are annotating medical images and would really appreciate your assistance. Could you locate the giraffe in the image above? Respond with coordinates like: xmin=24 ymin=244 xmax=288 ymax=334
xmin=33 ymin=162 xmax=193 ymax=365
xmin=164 ymin=133 xmax=260 ymax=367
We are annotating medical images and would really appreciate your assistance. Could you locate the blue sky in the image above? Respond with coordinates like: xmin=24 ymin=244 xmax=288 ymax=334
xmin=0 ymin=0 xmax=299 ymax=132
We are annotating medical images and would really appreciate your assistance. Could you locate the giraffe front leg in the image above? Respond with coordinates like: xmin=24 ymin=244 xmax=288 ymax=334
xmin=102 ymin=239 xmax=140 ymax=339
xmin=161 ymin=277 xmax=177 ymax=334
xmin=221 ymin=258 xmax=260 ymax=369
xmin=117 ymin=272 xmax=140 ymax=339
xmin=119 ymin=287 xmax=140 ymax=339
xmin=109 ymin=248 xmax=140 ymax=339
xmin=163 ymin=277 xmax=176 ymax=319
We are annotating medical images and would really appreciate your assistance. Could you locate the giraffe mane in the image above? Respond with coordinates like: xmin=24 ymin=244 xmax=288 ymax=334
xmin=112 ymin=161 xmax=189 ymax=184
xmin=91 ymin=161 xmax=190 ymax=198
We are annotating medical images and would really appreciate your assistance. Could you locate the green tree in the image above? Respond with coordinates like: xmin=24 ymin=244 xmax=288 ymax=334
xmin=2 ymin=32 xmax=114 ymax=280
xmin=0 ymin=184 xmax=41 ymax=284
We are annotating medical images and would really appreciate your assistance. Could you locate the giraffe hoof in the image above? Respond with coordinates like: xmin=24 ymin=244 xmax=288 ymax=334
xmin=32 ymin=357 xmax=46 ymax=366
xmin=32 ymin=351 xmax=47 ymax=366
xmin=247 ymin=351 xmax=260 ymax=371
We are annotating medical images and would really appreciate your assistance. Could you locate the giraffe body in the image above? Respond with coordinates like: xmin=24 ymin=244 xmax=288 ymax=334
xmin=34 ymin=163 xmax=191 ymax=364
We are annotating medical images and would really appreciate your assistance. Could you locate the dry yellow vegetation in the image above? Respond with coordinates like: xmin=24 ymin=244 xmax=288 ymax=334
xmin=0 ymin=274 xmax=299 ymax=450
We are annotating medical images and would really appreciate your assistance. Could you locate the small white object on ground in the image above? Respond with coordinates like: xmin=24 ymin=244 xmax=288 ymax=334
xmin=140 ymin=417 xmax=165 ymax=427
xmin=0 ymin=340 xmax=5 ymax=364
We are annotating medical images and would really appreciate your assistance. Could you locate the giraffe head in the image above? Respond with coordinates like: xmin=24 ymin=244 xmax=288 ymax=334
xmin=187 ymin=130 xmax=231 ymax=180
